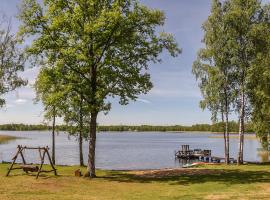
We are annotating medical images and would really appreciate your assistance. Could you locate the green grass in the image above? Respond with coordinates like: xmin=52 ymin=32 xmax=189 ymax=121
xmin=0 ymin=135 xmax=17 ymax=144
xmin=1 ymin=163 xmax=270 ymax=200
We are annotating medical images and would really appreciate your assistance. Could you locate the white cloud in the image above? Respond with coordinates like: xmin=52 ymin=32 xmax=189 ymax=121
xmin=137 ymin=98 xmax=152 ymax=104
xmin=15 ymin=98 xmax=27 ymax=105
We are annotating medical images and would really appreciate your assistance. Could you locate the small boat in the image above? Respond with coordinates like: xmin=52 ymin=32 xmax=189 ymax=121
xmin=182 ymin=163 xmax=195 ymax=168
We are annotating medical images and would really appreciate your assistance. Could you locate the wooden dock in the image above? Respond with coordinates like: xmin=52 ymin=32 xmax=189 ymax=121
xmin=175 ymin=145 xmax=237 ymax=163
xmin=175 ymin=145 xmax=211 ymax=159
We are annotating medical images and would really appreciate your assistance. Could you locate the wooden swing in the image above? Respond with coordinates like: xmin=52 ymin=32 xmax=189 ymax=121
xmin=6 ymin=145 xmax=57 ymax=179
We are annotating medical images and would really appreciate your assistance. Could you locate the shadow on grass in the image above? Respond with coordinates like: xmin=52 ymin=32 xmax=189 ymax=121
xmin=98 ymin=169 xmax=270 ymax=186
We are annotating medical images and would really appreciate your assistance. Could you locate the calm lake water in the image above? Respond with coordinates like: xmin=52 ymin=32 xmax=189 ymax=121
xmin=0 ymin=131 xmax=268 ymax=170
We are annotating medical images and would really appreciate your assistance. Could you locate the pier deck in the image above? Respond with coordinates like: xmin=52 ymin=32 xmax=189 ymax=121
xmin=175 ymin=145 xmax=236 ymax=163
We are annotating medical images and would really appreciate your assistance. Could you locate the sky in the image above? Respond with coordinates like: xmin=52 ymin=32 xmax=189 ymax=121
xmin=0 ymin=0 xmax=268 ymax=126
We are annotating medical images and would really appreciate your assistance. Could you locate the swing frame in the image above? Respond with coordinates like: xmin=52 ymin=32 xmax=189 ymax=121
xmin=6 ymin=145 xmax=57 ymax=179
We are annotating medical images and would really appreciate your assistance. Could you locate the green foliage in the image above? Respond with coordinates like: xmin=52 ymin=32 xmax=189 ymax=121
xmin=97 ymin=122 xmax=253 ymax=133
xmin=0 ymin=15 xmax=27 ymax=107
xmin=193 ymin=0 xmax=269 ymax=157
xmin=35 ymin=66 xmax=66 ymax=120
xmin=62 ymin=93 xmax=90 ymax=139
xmin=192 ymin=0 xmax=238 ymax=126
xmin=18 ymin=0 xmax=180 ymax=175
xmin=248 ymin=3 xmax=270 ymax=148
xmin=0 ymin=123 xmax=49 ymax=131
xmin=18 ymin=0 xmax=181 ymax=114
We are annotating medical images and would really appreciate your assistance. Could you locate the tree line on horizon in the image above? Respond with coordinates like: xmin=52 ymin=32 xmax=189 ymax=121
xmin=0 ymin=122 xmax=255 ymax=133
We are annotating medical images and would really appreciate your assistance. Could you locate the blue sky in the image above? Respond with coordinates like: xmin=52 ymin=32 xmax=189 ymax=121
xmin=1 ymin=0 xmax=267 ymax=125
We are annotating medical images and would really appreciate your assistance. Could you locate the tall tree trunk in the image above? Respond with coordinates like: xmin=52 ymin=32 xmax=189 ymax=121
xmin=79 ymin=97 xmax=84 ymax=166
xmin=225 ymin=104 xmax=229 ymax=164
xmin=79 ymin=130 xmax=84 ymax=166
xmin=224 ymin=90 xmax=230 ymax=164
xmin=237 ymin=89 xmax=245 ymax=164
xmin=85 ymin=112 xmax=97 ymax=178
xmin=268 ymin=133 xmax=270 ymax=151
xmin=221 ymin=111 xmax=228 ymax=164
xmin=85 ymin=38 xmax=97 ymax=177
xmin=52 ymin=110 xmax=56 ymax=165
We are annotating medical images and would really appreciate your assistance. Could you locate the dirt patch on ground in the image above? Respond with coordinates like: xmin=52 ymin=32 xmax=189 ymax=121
xmin=259 ymin=183 xmax=270 ymax=193
xmin=204 ymin=194 xmax=230 ymax=200
xmin=131 ymin=168 xmax=225 ymax=178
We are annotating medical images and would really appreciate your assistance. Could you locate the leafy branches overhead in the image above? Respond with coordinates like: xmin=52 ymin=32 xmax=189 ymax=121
xmin=248 ymin=4 xmax=270 ymax=148
xmin=34 ymin=66 xmax=69 ymax=120
xmin=0 ymin=15 xmax=27 ymax=107
xmin=19 ymin=0 xmax=180 ymax=177
xmin=19 ymin=0 xmax=181 ymax=111
xmin=193 ymin=1 xmax=236 ymax=122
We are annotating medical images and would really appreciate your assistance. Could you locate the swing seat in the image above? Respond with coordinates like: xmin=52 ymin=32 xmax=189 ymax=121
xmin=20 ymin=165 xmax=39 ymax=172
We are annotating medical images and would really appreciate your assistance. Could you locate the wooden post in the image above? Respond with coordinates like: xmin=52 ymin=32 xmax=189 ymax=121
xmin=36 ymin=149 xmax=46 ymax=179
xmin=6 ymin=146 xmax=21 ymax=176
xmin=38 ymin=147 xmax=42 ymax=160
xmin=45 ymin=147 xmax=57 ymax=176
xmin=19 ymin=146 xmax=28 ymax=174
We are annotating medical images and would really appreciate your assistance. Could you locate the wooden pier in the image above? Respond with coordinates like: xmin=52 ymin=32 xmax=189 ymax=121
xmin=175 ymin=145 xmax=211 ymax=159
xmin=175 ymin=145 xmax=236 ymax=163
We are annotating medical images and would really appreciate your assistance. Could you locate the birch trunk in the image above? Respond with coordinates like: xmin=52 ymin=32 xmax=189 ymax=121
xmin=237 ymin=89 xmax=245 ymax=164
xmin=79 ymin=96 xmax=84 ymax=166
xmin=52 ymin=111 xmax=56 ymax=165
xmin=221 ymin=111 xmax=228 ymax=164
xmin=224 ymin=91 xmax=230 ymax=164
xmin=79 ymin=130 xmax=84 ymax=166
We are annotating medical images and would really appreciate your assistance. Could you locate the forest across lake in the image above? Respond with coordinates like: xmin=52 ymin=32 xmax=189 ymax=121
xmin=0 ymin=122 xmax=254 ymax=133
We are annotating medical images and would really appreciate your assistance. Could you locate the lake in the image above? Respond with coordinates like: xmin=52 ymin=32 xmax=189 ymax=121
xmin=0 ymin=131 xmax=268 ymax=170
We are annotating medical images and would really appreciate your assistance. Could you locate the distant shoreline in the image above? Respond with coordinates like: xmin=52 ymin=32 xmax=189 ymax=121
xmin=97 ymin=130 xmax=255 ymax=134
xmin=0 ymin=122 xmax=255 ymax=134
xmin=0 ymin=129 xmax=255 ymax=135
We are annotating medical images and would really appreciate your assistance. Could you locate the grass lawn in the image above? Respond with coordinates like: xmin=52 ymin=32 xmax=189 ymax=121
xmin=0 ymin=135 xmax=17 ymax=144
xmin=0 ymin=163 xmax=270 ymax=200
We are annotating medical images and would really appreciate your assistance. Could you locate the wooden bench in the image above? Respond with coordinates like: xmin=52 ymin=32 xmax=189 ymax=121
xmin=20 ymin=165 xmax=39 ymax=172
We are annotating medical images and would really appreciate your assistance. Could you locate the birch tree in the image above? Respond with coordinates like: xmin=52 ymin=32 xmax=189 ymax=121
xmin=193 ymin=0 xmax=236 ymax=164
xmin=248 ymin=3 xmax=270 ymax=150
xmin=222 ymin=0 xmax=264 ymax=164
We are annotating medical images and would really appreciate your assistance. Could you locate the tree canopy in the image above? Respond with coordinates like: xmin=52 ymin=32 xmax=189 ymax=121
xmin=19 ymin=0 xmax=180 ymax=177
xmin=193 ymin=0 xmax=270 ymax=164
xmin=0 ymin=15 xmax=27 ymax=107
